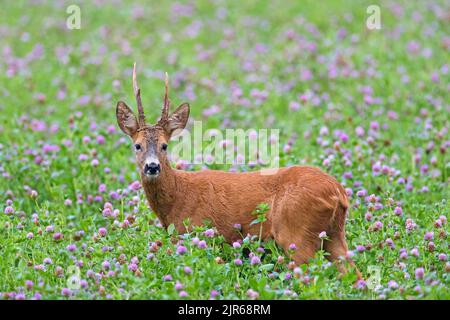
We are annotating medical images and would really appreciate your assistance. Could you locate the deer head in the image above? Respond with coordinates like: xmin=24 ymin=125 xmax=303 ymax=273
xmin=116 ymin=63 xmax=190 ymax=179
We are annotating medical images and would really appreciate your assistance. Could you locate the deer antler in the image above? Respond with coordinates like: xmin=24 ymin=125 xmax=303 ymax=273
xmin=132 ymin=62 xmax=145 ymax=127
xmin=160 ymin=72 xmax=170 ymax=122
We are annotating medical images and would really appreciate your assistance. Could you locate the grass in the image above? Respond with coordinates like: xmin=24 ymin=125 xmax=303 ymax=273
xmin=0 ymin=0 xmax=449 ymax=299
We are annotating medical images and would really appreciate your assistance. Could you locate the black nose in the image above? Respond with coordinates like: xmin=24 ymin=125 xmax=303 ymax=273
xmin=144 ymin=162 xmax=160 ymax=175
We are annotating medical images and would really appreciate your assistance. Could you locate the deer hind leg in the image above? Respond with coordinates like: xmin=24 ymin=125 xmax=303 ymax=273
xmin=273 ymin=228 xmax=320 ymax=266
xmin=323 ymin=232 xmax=362 ymax=280
xmin=292 ymin=235 xmax=320 ymax=266
xmin=271 ymin=193 xmax=329 ymax=266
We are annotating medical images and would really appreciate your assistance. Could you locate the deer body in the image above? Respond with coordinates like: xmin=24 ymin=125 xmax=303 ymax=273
xmin=116 ymin=64 xmax=360 ymax=278
xmin=143 ymin=165 xmax=348 ymax=254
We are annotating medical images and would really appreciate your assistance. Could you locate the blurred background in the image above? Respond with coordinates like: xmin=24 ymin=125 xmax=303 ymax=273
xmin=1 ymin=1 xmax=448 ymax=125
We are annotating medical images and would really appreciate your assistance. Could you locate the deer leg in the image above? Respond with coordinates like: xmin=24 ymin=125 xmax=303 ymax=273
xmin=273 ymin=228 xmax=320 ymax=265
xmin=323 ymin=233 xmax=362 ymax=280
xmin=291 ymin=240 xmax=319 ymax=265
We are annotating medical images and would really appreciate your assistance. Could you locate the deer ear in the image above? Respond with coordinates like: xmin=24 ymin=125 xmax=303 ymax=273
xmin=165 ymin=103 xmax=190 ymax=137
xmin=116 ymin=101 xmax=139 ymax=136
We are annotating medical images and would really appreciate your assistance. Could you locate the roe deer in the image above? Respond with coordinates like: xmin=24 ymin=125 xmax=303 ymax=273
xmin=116 ymin=63 xmax=361 ymax=278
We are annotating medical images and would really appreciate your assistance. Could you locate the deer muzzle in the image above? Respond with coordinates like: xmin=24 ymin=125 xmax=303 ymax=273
xmin=144 ymin=161 xmax=161 ymax=177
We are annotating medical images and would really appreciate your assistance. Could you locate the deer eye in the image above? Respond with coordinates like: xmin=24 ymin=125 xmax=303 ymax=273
xmin=134 ymin=144 xmax=142 ymax=151
xmin=161 ymin=143 xmax=168 ymax=151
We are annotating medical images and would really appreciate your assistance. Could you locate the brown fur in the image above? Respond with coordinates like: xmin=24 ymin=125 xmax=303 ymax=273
xmin=116 ymin=72 xmax=361 ymax=279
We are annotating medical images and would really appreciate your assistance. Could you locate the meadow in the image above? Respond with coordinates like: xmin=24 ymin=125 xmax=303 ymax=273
xmin=0 ymin=0 xmax=449 ymax=300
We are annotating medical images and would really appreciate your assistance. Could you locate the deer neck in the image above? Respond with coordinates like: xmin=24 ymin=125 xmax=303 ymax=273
xmin=141 ymin=160 xmax=178 ymax=228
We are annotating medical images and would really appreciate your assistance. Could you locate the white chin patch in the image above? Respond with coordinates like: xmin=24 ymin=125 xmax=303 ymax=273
xmin=144 ymin=172 xmax=159 ymax=178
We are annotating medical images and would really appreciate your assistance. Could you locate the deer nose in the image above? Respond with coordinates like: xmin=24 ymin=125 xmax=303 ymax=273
xmin=144 ymin=162 xmax=160 ymax=175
